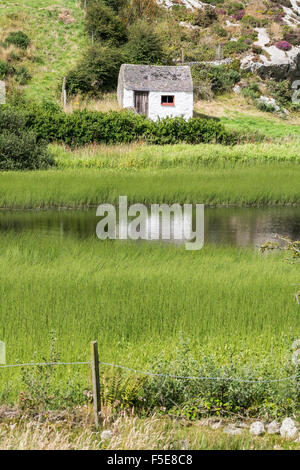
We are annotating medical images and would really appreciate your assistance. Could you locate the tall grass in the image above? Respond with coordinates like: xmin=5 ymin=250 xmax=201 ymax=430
xmin=0 ymin=232 xmax=299 ymax=402
xmin=0 ymin=166 xmax=300 ymax=208
xmin=52 ymin=142 xmax=300 ymax=169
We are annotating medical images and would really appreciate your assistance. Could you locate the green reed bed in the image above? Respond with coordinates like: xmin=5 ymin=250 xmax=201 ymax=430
xmin=0 ymin=232 xmax=299 ymax=404
xmin=1 ymin=165 xmax=300 ymax=209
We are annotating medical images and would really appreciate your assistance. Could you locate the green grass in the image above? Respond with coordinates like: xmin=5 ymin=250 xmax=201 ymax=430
xmin=52 ymin=142 xmax=300 ymax=169
xmin=220 ymin=112 xmax=300 ymax=139
xmin=0 ymin=232 xmax=299 ymax=402
xmin=1 ymin=165 xmax=300 ymax=208
xmin=0 ymin=1 xmax=86 ymax=100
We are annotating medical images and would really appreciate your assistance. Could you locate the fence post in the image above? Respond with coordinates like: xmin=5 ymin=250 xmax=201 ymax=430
xmin=91 ymin=341 xmax=101 ymax=428
xmin=61 ymin=77 xmax=67 ymax=110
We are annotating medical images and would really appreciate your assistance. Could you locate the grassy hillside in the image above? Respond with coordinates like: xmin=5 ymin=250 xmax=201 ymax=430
xmin=0 ymin=1 xmax=86 ymax=100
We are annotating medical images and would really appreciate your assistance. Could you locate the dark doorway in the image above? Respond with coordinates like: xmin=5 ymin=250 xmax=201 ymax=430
xmin=134 ymin=91 xmax=149 ymax=116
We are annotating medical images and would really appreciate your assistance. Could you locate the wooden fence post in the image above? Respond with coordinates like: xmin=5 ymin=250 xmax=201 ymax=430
xmin=91 ymin=341 xmax=101 ymax=428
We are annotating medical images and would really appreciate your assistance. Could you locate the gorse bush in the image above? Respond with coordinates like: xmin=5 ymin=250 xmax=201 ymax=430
xmin=0 ymin=106 xmax=53 ymax=170
xmin=23 ymin=104 xmax=240 ymax=146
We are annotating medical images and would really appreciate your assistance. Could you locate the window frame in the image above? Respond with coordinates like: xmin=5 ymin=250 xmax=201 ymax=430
xmin=161 ymin=95 xmax=175 ymax=106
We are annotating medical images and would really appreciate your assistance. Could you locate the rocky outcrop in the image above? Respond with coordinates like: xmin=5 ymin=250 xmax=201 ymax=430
xmin=241 ymin=28 xmax=300 ymax=81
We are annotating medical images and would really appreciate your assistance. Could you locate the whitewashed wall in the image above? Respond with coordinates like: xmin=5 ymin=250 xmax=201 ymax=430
xmin=148 ymin=91 xmax=193 ymax=121
xmin=123 ymin=88 xmax=134 ymax=107
xmin=121 ymin=88 xmax=193 ymax=121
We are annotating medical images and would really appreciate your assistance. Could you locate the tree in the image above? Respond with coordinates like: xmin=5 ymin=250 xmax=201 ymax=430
xmin=125 ymin=20 xmax=166 ymax=64
xmin=85 ymin=0 xmax=127 ymax=45
xmin=66 ymin=45 xmax=125 ymax=95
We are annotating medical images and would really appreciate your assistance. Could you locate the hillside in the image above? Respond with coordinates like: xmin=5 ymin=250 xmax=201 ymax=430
xmin=0 ymin=1 xmax=86 ymax=100
xmin=1 ymin=0 xmax=300 ymax=123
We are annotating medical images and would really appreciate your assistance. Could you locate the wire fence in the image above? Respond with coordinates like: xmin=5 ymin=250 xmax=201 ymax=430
xmin=1 ymin=359 xmax=300 ymax=384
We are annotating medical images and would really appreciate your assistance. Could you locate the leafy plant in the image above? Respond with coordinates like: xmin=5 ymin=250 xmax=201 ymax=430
xmin=5 ymin=31 xmax=31 ymax=49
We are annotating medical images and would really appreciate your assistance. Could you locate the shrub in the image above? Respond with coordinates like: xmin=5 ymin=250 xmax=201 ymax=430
xmin=223 ymin=39 xmax=251 ymax=57
xmin=66 ymin=45 xmax=124 ymax=95
xmin=283 ymin=29 xmax=300 ymax=46
xmin=192 ymin=7 xmax=217 ymax=27
xmin=0 ymin=131 xmax=53 ymax=170
xmin=23 ymin=105 xmax=239 ymax=146
xmin=241 ymin=15 xmax=267 ymax=27
xmin=14 ymin=65 xmax=31 ymax=85
xmin=212 ymin=25 xmax=228 ymax=38
xmin=232 ymin=9 xmax=245 ymax=21
xmin=275 ymin=40 xmax=292 ymax=51
xmin=267 ymin=79 xmax=293 ymax=107
xmin=125 ymin=20 xmax=167 ymax=65
xmin=85 ymin=0 xmax=127 ymax=45
xmin=4 ymin=31 xmax=30 ymax=49
xmin=192 ymin=64 xmax=240 ymax=96
xmin=0 ymin=60 xmax=14 ymax=79
xmin=0 ymin=106 xmax=53 ymax=170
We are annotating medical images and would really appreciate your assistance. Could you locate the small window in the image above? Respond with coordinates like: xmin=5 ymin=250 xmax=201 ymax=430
xmin=161 ymin=95 xmax=175 ymax=106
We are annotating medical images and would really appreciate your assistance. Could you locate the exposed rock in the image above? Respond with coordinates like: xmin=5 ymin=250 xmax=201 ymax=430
xmin=101 ymin=429 xmax=113 ymax=440
xmin=224 ymin=425 xmax=243 ymax=436
xmin=211 ymin=420 xmax=223 ymax=430
xmin=280 ymin=418 xmax=298 ymax=439
xmin=267 ymin=421 xmax=280 ymax=435
xmin=250 ymin=421 xmax=265 ymax=436
xmin=241 ymin=28 xmax=300 ymax=81
xmin=159 ymin=0 xmax=215 ymax=10
xmin=233 ymin=84 xmax=241 ymax=94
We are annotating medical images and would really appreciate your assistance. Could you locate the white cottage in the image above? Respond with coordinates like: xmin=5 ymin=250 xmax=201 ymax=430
xmin=117 ymin=64 xmax=193 ymax=120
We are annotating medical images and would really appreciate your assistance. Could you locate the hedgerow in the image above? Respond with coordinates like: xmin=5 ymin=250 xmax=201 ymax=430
xmin=22 ymin=105 xmax=240 ymax=146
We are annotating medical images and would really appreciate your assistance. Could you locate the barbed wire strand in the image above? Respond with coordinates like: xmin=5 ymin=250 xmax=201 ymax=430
xmin=0 ymin=360 xmax=299 ymax=383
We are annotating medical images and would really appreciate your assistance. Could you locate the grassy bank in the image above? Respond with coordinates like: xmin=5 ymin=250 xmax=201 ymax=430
xmin=53 ymin=142 xmax=300 ymax=169
xmin=1 ymin=165 xmax=300 ymax=208
xmin=0 ymin=232 xmax=299 ymax=408
xmin=0 ymin=410 xmax=299 ymax=450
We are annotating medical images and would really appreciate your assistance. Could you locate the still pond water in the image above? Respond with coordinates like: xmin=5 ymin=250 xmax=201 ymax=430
xmin=0 ymin=207 xmax=299 ymax=246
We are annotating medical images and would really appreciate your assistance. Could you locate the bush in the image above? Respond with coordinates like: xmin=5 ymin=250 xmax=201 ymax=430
xmin=192 ymin=6 xmax=217 ymax=27
xmin=267 ymin=80 xmax=293 ymax=107
xmin=212 ymin=25 xmax=228 ymax=38
xmin=275 ymin=40 xmax=292 ymax=51
xmin=125 ymin=20 xmax=167 ymax=65
xmin=192 ymin=65 xmax=240 ymax=96
xmin=23 ymin=105 xmax=239 ymax=146
xmin=0 ymin=60 xmax=14 ymax=79
xmin=85 ymin=0 xmax=127 ymax=45
xmin=283 ymin=30 xmax=300 ymax=46
xmin=0 ymin=106 xmax=53 ymax=170
xmin=66 ymin=45 xmax=124 ymax=95
xmin=4 ymin=31 xmax=30 ymax=49
xmin=223 ymin=39 xmax=251 ymax=57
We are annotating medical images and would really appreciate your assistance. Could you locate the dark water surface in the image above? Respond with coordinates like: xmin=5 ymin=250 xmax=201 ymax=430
xmin=0 ymin=207 xmax=299 ymax=246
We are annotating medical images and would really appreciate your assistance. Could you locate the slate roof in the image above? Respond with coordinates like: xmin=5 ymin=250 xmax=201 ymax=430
xmin=119 ymin=64 xmax=193 ymax=92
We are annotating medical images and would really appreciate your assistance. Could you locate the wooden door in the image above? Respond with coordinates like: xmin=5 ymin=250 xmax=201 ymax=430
xmin=134 ymin=91 xmax=149 ymax=116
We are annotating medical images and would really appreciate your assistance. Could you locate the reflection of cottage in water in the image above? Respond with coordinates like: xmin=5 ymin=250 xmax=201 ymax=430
xmin=117 ymin=64 xmax=193 ymax=121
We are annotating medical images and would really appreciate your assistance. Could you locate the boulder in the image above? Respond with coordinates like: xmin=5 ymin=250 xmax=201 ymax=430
xmin=267 ymin=421 xmax=280 ymax=435
xmin=280 ymin=418 xmax=298 ymax=439
xmin=101 ymin=430 xmax=113 ymax=441
xmin=249 ymin=421 xmax=265 ymax=436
